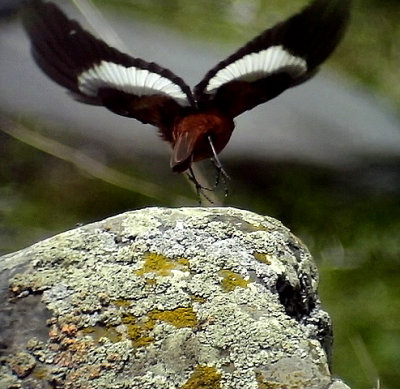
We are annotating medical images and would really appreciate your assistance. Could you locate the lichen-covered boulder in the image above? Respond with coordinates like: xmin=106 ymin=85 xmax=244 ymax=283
xmin=0 ymin=207 xmax=351 ymax=389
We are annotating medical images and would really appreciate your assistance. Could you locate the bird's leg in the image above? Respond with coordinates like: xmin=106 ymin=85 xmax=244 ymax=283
xmin=208 ymin=135 xmax=230 ymax=196
xmin=186 ymin=166 xmax=214 ymax=204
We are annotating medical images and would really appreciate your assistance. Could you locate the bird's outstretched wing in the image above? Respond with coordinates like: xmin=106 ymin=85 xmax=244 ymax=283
xmin=22 ymin=0 xmax=195 ymax=141
xmin=194 ymin=0 xmax=351 ymax=119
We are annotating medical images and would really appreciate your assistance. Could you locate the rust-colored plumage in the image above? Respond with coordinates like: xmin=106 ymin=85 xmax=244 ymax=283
xmin=171 ymin=112 xmax=234 ymax=172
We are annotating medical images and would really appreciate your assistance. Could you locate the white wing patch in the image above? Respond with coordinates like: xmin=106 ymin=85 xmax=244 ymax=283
xmin=78 ymin=60 xmax=190 ymax=106
xmin=205 ymin=45 xmax=307 ymax=94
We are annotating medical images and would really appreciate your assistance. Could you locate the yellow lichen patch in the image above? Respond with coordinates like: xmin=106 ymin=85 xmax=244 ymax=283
xmin=121 ymin=315 xmax=155 ymax=348
xmin=134 ymin=335 xmax=155 ymax=348
xmin=81 ymin=325 xmax=121 ymax=343
xmin=32 ymin=366 xmax=48 ymax=380
xmin=135 ymin=253 xmax=175 ymax=277
xmin=113 ymin=299 xmax=132 ymax=307
xmin=150 ymin=307 xmax=198 ymax=328
xmin=253 ymin=252 xmax=272 ymax=265
xmin=177 ymin=257 xmax=190 ymax=268
xmin=135 ymin=253 xmax=189 ymax=278
xmin=249 ymin=224 xmax=269 ymax=232
xmin=181 ymin=365 xmax=222 ymax=389
xmin=190 ymin=295 xmax=207 ymax=304
xmin=219 ymin=270 xmax=250 ymax=292
xmin=120 ymin=308 xmax=197 ymax=347
xmin=256 ymin=372 xmax=284 ymax=389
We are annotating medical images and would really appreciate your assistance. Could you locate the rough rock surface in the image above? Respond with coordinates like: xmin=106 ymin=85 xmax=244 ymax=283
xmin=0 ymin=207 xmax=351 ymax=389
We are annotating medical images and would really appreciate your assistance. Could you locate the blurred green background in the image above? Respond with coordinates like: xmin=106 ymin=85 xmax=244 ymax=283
xmin=1 ymin=0 xmax=400 ymax=388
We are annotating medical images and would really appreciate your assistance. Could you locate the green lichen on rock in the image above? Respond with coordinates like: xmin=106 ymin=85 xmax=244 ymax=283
xmin=181 ymin=365 xmax=222 ymax=389
xmin=0 ymin=207 xmax=346 ymax=388
xmin=219 ymin=269 xmax=250 ymax=292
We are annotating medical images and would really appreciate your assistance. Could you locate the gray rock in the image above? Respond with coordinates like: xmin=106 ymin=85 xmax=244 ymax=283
xmin=0 ymin=207 xmax=351 ymax=388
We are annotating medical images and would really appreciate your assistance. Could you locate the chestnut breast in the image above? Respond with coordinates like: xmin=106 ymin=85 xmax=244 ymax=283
xmin=170 ymin=111 xmax=235 ymax=172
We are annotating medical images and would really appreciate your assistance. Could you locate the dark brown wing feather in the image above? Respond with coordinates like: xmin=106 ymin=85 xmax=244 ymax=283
xmin=194 ymin=0 xmax=351 ymax=118
xmin=22 ymin=0 xmax=194 ymax=140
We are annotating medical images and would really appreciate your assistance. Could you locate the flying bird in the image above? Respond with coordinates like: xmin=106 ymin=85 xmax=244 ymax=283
xmin=22 ymin=0 xmax=351 ymax=191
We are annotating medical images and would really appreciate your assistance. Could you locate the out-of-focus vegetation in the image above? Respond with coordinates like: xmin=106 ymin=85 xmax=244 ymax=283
xmin=1 ymin=1 xmax=399 ymax=389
